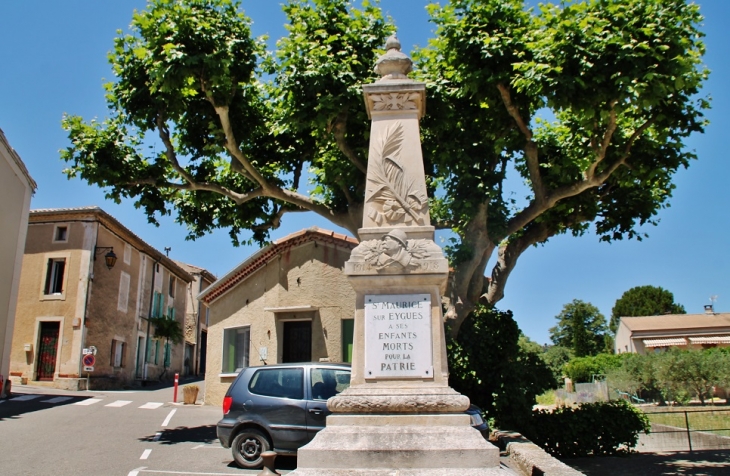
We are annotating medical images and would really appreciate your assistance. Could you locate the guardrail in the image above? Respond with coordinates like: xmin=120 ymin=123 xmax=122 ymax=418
xmin=638 ymin=408 xmax=730 ymax=453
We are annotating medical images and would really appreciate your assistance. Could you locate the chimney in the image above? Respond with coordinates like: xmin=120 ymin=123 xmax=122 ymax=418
xmin=704 ymin=304 xmax=714 ymax=314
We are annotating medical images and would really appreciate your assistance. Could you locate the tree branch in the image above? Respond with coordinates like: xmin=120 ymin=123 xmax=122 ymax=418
xmin=212 ymin=104 xmax=360 ymax=234
xmin=154 ymin=115 xmax=262 ymax=204
xmin=329 ymin=107 xmax=367 ymax=174
xmin=497 ymin=82 xmax=545 ymax=203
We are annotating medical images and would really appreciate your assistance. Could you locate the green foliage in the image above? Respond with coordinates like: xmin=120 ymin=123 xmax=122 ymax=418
xmin=605 ymin=348 xmax=730 ymax=405
xmin=542 ymin=345 xmax=573 ymax=382
xmin=447 ymin=305 xmax=556 ymax=430
xmin=550 ymin=300 xmax=609 ymax=356
xmin=654 ymin=347 xmax=730 ymax=405
xmin=610 ymin=285 xmax=686 ymax=333
xmin=150 ymin=316 xmax=184 ymax=345
xmin=564 ymin=353 xmax=623 ymax=383
xmin=61 ymin=0 xmax=709 ymax=336
xmin=524 ymin=400 xmax=650 ymax=458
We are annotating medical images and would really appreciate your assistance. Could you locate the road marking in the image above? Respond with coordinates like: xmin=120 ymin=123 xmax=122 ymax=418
xmin=161 ymin=408 xmax=176 ymax=427
xmin=10 ymin=394 xmax=40 ymax=401
xmin=106 ymin=400 xmax=133 ymax=407
xmin=127 ymin=467 xmax=146 ymax=476
xmin=42 ymin=396 xmax=74 ymax=404
xmin=140 ymin=449 xmax=152 ymax=460
xmin=153 ymin=431 xmax=163 ymax=442
xmin=139 ymin=402 xmax=164 ymax=409
xmin=131 ymin=470 xmax=248 ymax=475
xmin=74 ymin=398 xmax=103 ymax=406
xmin=191 ymin=444 xmax=227 ymax=450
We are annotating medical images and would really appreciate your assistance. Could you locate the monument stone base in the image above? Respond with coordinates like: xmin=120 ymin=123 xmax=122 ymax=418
xmin=289 ymin=414 xmax=510 ymax=475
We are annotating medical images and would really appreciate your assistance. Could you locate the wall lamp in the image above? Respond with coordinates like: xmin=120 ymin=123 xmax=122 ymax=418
xmin=94 ymin=246 xmax=118 ymax=270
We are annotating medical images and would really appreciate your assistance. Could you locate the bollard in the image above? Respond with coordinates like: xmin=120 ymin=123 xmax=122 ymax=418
xmin=173 ymin=373 xmax=179 ymax=402
xmin=257 ymin=451 xmax=280 ymax=475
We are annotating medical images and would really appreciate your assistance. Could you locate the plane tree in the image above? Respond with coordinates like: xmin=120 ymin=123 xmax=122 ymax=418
xmin=61 ymin=0 xmax=709 ymax=338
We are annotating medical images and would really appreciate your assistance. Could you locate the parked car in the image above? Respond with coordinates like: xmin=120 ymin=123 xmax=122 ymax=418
xmin=217 ymin=362 xmax=489 ymax=469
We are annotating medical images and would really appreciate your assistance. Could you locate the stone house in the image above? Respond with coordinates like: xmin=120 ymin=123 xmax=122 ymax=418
xmin=615 ymin=307 xmax=730 ymax=354
xmin=9 ymin=207 xmax=193 ymax=390
xmin=198 ymin=227 xmax=358 ymax=405
xmin=174 ymin=261 xmax=216 ymax=376
xmin=0 ymin=128 xmax=37 ymax=398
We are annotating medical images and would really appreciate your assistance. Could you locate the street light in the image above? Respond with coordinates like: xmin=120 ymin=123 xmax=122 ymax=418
xmin=94 ymin=246 xmax=117 ymax=270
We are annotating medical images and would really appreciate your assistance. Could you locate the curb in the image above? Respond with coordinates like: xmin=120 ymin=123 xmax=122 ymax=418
xmin=493 ymin=431 xmax=585 ymax=476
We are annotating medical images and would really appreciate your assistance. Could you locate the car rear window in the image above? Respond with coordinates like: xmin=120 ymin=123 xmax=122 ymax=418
xmin=311 ymin=368 xmax=351 ymax=400
xmin=248 ymin=367 xmax=304 ymax=400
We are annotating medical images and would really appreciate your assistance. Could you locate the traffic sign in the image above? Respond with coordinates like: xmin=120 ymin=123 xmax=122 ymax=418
xmin=83 ymin=366 xmax=94 ymax=372
xmin=82 ymin=354 xmax=95 ymax=367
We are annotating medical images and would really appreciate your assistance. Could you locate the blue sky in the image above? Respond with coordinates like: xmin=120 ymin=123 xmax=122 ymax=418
xmin=1 ymin=1 xmax=728 ymax=345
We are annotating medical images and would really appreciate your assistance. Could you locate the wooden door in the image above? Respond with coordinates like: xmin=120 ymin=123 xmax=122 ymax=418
xmin=36 ymin=322 xmax=60 ymax=381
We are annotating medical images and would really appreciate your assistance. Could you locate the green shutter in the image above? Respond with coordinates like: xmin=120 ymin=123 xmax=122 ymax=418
xmin=154 ymin=340 xmax=159 ymax=365
xmin=146 ymin=338 xmax=152 ymax=363
xmin=342 ymin=319 xmax=354 ymax=363
xmin=157 ymin=292 xmax=165 ymax=318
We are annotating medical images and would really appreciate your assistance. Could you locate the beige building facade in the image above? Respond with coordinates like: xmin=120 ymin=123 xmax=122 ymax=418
xmin=198 ymin=228 xmax=358 ymax=406
xmin=0 ymin=128 xmax=37 ymax=398
xmin=615 ymin=310 xmax=730 ymax=354
xmin=9 ymin=207 xmax=193 ymax=390
xmin=174 ymin=261 xmax=215 ymax=376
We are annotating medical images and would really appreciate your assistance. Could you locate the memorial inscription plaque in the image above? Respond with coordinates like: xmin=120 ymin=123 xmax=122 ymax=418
xmin=364 ymin=294 xmax=433 ymax=378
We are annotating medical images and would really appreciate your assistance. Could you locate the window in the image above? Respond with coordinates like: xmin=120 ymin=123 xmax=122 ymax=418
xmin=111 ymin=340 xmax=125 ymax=367
xmin=123 ymin=243 xmax=132 ymax=265
xmin=118 ymin=272 xmax=130 ymax=312
xmin=168 ymin=276 xmax=176 ymax=297
xmin=44 ymin=258 xmax=66 ymax=295
xmin=222 ymin=326 xmax=250 ymax=374
xmin=167 ymin=306 xmax=175 ymax=320
xmin=249 ymin=367 xmax=303 ymax=399
xmin=311 ymin=368 xmax=351 ymax=400
xmin=53 ymin=225 xmax=68 ymax=242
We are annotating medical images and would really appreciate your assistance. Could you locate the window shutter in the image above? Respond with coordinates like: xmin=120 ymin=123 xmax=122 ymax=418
xmin=117 ymin=272 xmax=130 ymax=312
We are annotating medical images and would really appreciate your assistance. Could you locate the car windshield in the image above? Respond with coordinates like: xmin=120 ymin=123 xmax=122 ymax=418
xmin=248 ymin=367 xmax=304 ymax=399
xmin=310 ymin=368 xmax=351 ymax=400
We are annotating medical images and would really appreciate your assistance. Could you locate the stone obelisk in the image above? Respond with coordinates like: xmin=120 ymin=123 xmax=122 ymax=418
xmin=292 ymin=36 xmax=503 ymax=475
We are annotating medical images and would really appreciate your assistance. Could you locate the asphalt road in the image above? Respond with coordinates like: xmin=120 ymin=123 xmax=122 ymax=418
xmin=0 ymin=379 xmax=295 ymax=476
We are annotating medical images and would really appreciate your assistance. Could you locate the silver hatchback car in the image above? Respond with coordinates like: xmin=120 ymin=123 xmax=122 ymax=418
xmin=217 ymin=362 xmax=351 ymax=469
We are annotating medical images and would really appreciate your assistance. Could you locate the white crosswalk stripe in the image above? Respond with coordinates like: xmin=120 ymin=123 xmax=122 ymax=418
xmin=105 ymin=400 xmax=132 ymax=407
xmin=10 ymin=394 xmax=40 ymax=401
xmin=42 ymin=396 xmax=74 ymax=404
xmin=138 ymin=402 xmax=164 ymax=409
xmin=74 ymin=398 xmax=103 ymax=406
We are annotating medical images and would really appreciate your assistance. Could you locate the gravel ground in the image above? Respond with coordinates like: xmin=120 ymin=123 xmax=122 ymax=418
xmin=562 ymin=450 xmax=730 ymax=476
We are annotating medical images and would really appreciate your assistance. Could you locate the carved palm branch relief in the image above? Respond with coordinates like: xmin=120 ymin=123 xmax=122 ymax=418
xmin=367 ymin=122 xmax=427 ymax=225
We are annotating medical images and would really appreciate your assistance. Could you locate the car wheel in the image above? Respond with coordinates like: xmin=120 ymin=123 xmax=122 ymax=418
xmin=231 ymin=429 xmax=270 ymax=469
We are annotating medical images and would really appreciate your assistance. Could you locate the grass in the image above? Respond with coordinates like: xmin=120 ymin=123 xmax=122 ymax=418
xmin=535 ymin=389 xmax=556 ymax=406
xmin=644 ymin=407 xmax=730 ymax=437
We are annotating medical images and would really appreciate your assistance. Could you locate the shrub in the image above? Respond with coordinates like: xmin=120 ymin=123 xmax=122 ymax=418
xmin=523 ymin=400 xmax=650 ymax=458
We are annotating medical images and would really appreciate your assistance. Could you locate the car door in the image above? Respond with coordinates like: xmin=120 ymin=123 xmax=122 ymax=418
xmin=305 ymin=367 xmax=351 ymax=440
xmin=247 ymin=367 xmax=309 ymax=451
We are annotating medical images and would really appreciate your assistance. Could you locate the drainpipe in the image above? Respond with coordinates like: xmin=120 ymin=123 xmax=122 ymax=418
xmin=142 ymin=256 xmax=159 ymax=380
xmin=78 ymin=222 xmax=100 ymax=387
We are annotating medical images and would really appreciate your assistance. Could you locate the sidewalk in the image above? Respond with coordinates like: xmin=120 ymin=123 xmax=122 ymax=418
xmin=562 ymin=450 xmax=730 ymax=475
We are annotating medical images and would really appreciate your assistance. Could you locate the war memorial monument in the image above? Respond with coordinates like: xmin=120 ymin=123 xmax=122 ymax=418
xmin=290 ymin=36 xmax=509 ymax=475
